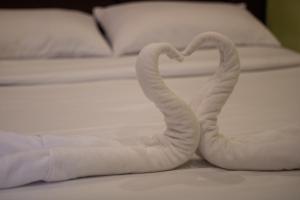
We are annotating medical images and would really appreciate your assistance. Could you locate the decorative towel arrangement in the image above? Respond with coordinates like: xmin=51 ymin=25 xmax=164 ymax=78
xmin=0 ymin=32 xmax=299 ymax=189
xmin=184 ymin=33 xmax=300 ymax=170
xmin=0 ymin=38 xmax=200 ymax=189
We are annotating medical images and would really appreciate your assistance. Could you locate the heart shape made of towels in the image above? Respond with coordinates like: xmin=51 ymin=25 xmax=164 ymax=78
xmin=150 ymin=32 xmax=300 ymax=171
xmin=1 ymin=32 xmax=300 ymax=189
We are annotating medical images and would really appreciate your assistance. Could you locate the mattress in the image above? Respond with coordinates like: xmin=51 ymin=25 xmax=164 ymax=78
xmin=0 ymin=46 xmax=300 ymax=199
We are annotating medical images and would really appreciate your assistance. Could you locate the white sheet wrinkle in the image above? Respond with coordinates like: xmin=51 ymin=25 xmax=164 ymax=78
xmin=0 ymin=32 xmax=299 ymax=189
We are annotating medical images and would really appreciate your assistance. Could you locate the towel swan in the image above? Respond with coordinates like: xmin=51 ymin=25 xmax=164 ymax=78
xmin=0 ymin=43 xmax=200 ymax=188
xmin=1 ymin=32 xmax=299 ymax=189
xmin=184 ymin=32 xmax=300 ymax=170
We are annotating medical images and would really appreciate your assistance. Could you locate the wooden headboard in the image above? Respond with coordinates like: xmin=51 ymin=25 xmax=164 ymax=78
xmin=0 ymin=0 xmax=267 ymax=24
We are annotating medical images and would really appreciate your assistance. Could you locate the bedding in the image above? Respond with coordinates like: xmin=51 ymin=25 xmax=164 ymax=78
xmin=1 ymin=45 xmax=298 ymax=133
xmin=0 ymin=37 xmax=200 ymax=188
xmin=1 ymin=46 xmax=300 ymax=85
xmin=94 ymin=1 xmax=280 ymax=55
xmin=0 ymin=50 xmax=300 ymax=198
xmin=1 ymin=32 xmax=299 ymax=189
xmin=1 ymin=31 xmax=300 ymax=192
xmin=0 ymin=9 xmax=112 ymax=59
xmin=0 ymin=1 xmax=300 ymax=198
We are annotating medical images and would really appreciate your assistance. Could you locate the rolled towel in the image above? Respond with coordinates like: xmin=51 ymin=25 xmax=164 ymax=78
xmin=184 ymin=32 xmax=300 ymax=170
xmin=0 ymin=43 xmax=200 ymax=188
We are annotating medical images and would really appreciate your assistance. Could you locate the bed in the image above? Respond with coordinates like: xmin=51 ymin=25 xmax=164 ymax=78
xmin=0 ymin=1 xmax=300 ymax=199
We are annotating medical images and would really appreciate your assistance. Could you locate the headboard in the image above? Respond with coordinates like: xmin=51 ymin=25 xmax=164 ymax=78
xmin=0 ymin=0 xmax=266 ymax=24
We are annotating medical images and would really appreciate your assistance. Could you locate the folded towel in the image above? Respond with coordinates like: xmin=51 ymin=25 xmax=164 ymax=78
xmin=1 ymin=32 xmax=299 ymax=189
xmin=0 ymin=43 xmax=200 ymax=189
xmin=184 ymin=32 xmax=300 ymax=170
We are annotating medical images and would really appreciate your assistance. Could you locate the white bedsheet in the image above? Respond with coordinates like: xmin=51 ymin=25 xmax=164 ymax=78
xmin=0 ymin=64 xmax=299 ymax=134
xmin=0 ymin=166 xmax=299 ymax=200
xmin=0 ymin=46 xmax=300 ymax=85
xmin=0 ymin=46 xmax=300 ymax=199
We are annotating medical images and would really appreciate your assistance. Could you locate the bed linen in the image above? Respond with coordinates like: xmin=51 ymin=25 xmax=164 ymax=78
xmin=0 ymin=44 xmax=300 ymax=198
xmin=0 ymin=9 xmax=112 ymax=59
xmin=0 ymin=46 xmax=300 ymax=85
xmin=0 ymin=63 xmax=300 ymax=199
xmin=3 ymin=32 xmax=299 ymax=189
xmin=93 ymin=1 xmax=279 ymax=55
xmin=1 ymin=64 xmax=299 ymax=135
xmin=0 ymin=38 xmax=201 ymax=188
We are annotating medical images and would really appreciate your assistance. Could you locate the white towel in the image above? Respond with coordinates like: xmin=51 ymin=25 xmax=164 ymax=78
xmin=1 ymin=32 xmax=299 ymax=189
xmin=184 ymin=32 xmax=300 ymax=170
xmin=0 ymin=43 xmax=200 ymax=189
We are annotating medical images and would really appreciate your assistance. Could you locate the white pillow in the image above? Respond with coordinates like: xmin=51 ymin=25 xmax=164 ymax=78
xmin=93 ymin=1 xmax=280 ymax=55
xmin=0 ymin=9 xmax=112 ymax=59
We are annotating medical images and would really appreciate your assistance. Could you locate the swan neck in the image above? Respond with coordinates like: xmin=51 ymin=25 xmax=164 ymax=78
xmin=136 ymin=43 xmax=199 ymax=158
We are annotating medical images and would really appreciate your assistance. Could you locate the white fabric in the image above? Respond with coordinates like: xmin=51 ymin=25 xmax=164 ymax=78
xmin=0 ymin=62 xmax=300 ymax=198
xmin=1 ymin=62 xmax=299 ymax=139
xmin=0 ymin=32 xmax=299 ymax=189
xmin=0 ymin=9 xmax=112 ymax=59
xmin=93 ymin=1 xmax=280 ymax=55
xmin=0 ymin=166 xmax=300 ymax=200
xmin=182 ymin=33 xmax=300 ymax=170
xmin=0 ymin=41 xmax=200 ymax=189
xmin=1 ymin=46 xmax=300 ymax=85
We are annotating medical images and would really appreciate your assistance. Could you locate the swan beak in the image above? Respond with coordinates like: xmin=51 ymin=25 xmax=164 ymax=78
xmin=182 ymin=48 xmax=192 ymax=57
xmin=175 ymin=54 xmax=184 ymax=62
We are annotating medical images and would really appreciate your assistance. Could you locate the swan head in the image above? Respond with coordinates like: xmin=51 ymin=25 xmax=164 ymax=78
xmin=182 ymin=32 xmax=236 ymax=57
xmin=138 ymin=43 xmax=184 ymax=63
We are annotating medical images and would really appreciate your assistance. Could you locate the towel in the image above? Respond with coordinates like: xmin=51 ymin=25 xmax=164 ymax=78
xmin=184 ymin=32 xmax=300 ymax=170
xmin=0 ymin=43 xmax=200 ymax=189
xmin=1 ymin=32 xmax=299 ymax=189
